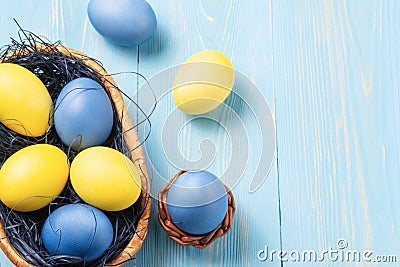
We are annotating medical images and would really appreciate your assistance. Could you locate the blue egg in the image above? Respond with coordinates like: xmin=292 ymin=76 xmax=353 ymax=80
xmin=166 ymin=171 xmax=228 ymax=235
xmin=41 ymin=204 xmax=114 ymax=263
xmin=54 ymin=78 xmax=114 ymax=151
xmin=88 ymin=0 xmax=157 ymax=46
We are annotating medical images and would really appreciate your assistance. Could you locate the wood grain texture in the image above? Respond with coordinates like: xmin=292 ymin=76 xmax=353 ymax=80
xmin=273 ymin=0 xmax=400 ymax=266
xmin=1 ymin=0 xmax=280 ymax=266
xmin=1 ymin=0 xmax=400 ymax=267
xmin=135 ymin=0 xmax=280 ymax=266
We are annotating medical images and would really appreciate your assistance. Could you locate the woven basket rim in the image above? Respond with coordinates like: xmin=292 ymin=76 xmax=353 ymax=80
xmin=158 ymin=170 xmax=235 ymax=249
xmin=0 ymin=44 xmax=151 ymax=267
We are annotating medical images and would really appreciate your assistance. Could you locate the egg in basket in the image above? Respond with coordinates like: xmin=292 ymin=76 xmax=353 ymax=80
xmin=0 ymin=31 xmax=151 ymax=267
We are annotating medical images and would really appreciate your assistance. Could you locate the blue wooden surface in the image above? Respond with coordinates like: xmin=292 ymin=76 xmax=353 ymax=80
xmin=0 ymin=1 xmax=399 ymax=267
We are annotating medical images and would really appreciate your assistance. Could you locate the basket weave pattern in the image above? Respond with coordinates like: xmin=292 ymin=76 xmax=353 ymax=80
xmin=0 ymin=45 xmax=151 ymax=267
xmin=158 ymin=170 xmax=235 ymax=249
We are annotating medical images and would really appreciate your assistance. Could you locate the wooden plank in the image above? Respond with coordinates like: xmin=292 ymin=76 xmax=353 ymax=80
xmin=273 ymin=0 xmax=400 ymax=265
xmin=1 ymin=0 xmax=280 ymax=266
xmin=134 ymin=0 xmax=280 ymax=266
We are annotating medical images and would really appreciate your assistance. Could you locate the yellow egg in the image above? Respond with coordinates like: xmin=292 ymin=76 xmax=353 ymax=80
xmin=0 ymin=144 xmax=69 ymax=212
xmin=173 ymin=50 xmax=235 ymax=114
xmin=70 ymin=146 xmax=142 ymax=211
xmin=0 ymin=63 xmax=53 ymax=137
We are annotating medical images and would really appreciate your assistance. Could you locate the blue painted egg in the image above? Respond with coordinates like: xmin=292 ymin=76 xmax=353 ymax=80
xmin=88 ymin=0 xmax=157 ymax=46
xmin=41 ymin=204 xmax=114 ymax=263
xmin=166 ymin=171 xmax=228 ymax=235
xmin=54 ymin=78 xmax=114 ymax=151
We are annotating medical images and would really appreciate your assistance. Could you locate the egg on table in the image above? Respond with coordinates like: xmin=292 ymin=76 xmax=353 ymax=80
xmin=0 ymin=144 xmax=69 ymax=212
xmin=88 ymin=0 xmax=157 ymax=46
xmin=54 ymin=77 xmax=114 ymax=151
xmin=41 ymin=204 xmax=114 ymax=263
xmin=0 ymin=63 xmax=53 ymax=137
xmin=166 ymin=170 xmax=228 ymax=235
xmin=173 ymin=50 xmax=235 ymax=115
xmin=70 ymin=146 xmax=142 ymax=211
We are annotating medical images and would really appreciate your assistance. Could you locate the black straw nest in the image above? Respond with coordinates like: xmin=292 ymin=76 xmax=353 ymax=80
xmin=0 ymin=24 xmax=152 ymax=267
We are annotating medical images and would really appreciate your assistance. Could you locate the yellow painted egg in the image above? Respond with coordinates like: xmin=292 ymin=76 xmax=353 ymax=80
xmin=0 ymin=63 xmax=53 ymax=137
xmin=0 ymin=144 xmax=69 ymax=212
xmin=173 ymin=50 xmax=235 ymax=114
xmin=70 ymin=146 xmax=142 ymax=211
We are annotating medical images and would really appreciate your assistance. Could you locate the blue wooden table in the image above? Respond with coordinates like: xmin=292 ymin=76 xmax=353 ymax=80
xmin=1 ymin=1 xmax=399 ymax=266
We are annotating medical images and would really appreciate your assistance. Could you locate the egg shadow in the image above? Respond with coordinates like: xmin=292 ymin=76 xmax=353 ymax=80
xmin=101 ymin=38 xmax=139 ymax=63
xmin=101 ymin=24 xmax=167 ymax=64
xmin=224 ymin=72 xmax=254 ymax=118
xmin=204 ymin=75 xmax=251 ymax=128
xmin=138 ymin=24 xmax=167 ymax=57
xmin=134 ymin=202 xmax=176 ymax=266
xmin=134 ymin=185 xmax=251 ymax=267
xmin=135 ymin=193 xmax=246 ymax=266
xmin=179 ymin=202 xmax=245 ymax=267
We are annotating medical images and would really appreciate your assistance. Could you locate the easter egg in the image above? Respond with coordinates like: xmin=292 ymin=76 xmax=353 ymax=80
xmin=88 ymin=0 xmax=157 ymax=46
xmin=41 ymin=204 xmax=113 ymax=263
xmin=70 ymin=146 xmax=142 ymax=211
xmin=0 ymin=144 xmax=69 ymax=212
xmin=0 ymin=63 xmax=53 ymax=137
xmin=54 ymin=78 xmax=114 ymax=151
xmin=173 ymin=50 xmax=235 ymax=115
xmin=166 ymin=170 xmax=228 ymax=235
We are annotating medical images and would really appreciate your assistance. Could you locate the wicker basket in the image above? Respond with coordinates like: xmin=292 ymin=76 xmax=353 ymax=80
xmin=0 ymin=45 xmax=151 ymax=267
xmin=158 ymin=170 xmax=235 ymax=249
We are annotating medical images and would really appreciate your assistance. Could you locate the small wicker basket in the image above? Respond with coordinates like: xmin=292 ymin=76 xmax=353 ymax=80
xmin=158 ymin=170 xmax=235 ymax=249
xmin=0 ymin=45 xmax=151 ymax=267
